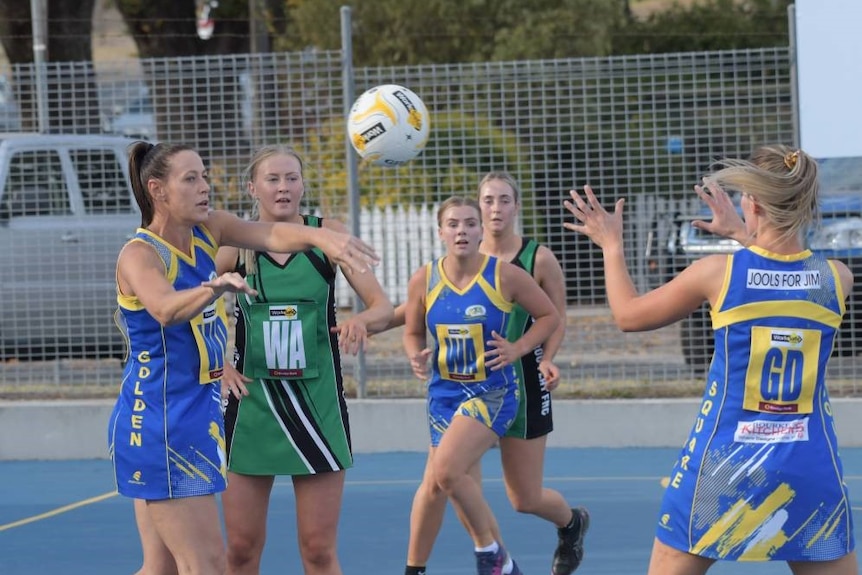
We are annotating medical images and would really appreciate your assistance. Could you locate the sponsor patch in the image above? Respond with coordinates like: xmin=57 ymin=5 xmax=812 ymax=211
xmin=269 ymin=305 xmax=298 ymax=320
xmin=734 ymin=418 xmax=809 ymax=443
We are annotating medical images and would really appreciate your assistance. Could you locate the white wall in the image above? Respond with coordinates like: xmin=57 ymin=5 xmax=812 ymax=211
xmin=5 ymin=398 xmax=862 ymax=460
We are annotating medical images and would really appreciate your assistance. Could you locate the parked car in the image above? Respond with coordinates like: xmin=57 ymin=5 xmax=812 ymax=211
xmin=657 ymin=156 xmax=862 ymax=371
xmin=105 ymin=93 xmax=154 ymax=140
xmin=0 ymin=133 xmax=138 ymax=360
xmin=103 ymin=73 xmax=254 ymax=141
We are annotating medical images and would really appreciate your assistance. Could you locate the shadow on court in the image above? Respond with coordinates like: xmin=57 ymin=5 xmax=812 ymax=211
xmin=2 ymin=447 xmax=861 ymax=574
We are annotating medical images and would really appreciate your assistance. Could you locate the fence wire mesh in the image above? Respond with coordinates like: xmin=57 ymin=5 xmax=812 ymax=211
xmin=3 ymin=46 xmax=859 ymax=399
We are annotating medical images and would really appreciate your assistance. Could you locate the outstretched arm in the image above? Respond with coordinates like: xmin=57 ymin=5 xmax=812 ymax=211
xmin=207 ymin=210 xmax=380 ymax=275
xmin=563 ymin=185 xmax=717 ymax=332
xmin=117 ymin=241 xmax=257 ymax=327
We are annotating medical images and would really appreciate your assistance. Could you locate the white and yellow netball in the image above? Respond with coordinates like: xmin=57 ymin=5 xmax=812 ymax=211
xmin=347 ymin=84 xmax=430 ymax=167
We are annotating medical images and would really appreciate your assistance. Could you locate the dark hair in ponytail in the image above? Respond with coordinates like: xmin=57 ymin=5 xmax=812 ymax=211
xmin=127 ymin=141 xmax=194 ymax=227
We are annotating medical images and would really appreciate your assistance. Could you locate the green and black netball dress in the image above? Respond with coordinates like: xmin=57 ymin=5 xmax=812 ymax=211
xmin=504 ymin=238 xmax=554 ymax=439
xmin=224 ymin=215 xmax=352 ymax=475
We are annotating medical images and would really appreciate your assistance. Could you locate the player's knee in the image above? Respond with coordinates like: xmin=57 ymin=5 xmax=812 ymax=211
xmin=419 ymin=476 xmax=446 ymax=498
xmin=174 ymin=548 xmax=225 ymax=575
xmin=226 ymin=533 xmax=264 ymax=569
xmin=299 ymin=536 xmax=337 ymax=571
xmin=433 ymin=469 xmax=459 ymax=494
xmin=507 ymin=490 xmax=542 ymax=514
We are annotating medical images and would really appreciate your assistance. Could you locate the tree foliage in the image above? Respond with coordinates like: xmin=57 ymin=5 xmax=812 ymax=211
xmin=612 ymin=0 xmax=793 ymax=55
xmin=0 ymin=0 xmax=100 ymax=132
xmin=275 ymin=0 xmax=792 ymax=66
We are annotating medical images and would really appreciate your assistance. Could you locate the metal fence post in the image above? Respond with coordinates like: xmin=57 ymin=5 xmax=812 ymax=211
xmin=341 ymin=5 xmax=367 ymax=398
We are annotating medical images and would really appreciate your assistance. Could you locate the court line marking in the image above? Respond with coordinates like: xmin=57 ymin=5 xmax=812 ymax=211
xmin=0 ymin=490 xmax=118 ymax=532
xmin=271 ymin=474 xmax=862 ymax=488
xmin=6 ymin=475 xmax=862 ymax=532
xmin=276 ymin=475 xmax=674 ymax=488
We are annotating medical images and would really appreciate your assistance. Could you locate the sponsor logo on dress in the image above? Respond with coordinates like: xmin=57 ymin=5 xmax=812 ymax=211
xmin=128 ymin=470 xmax=146 ymax=485
xmin=734 ymin=418 xmax=809 ymax=443
xmin=464 ymin=304 xmax=486 ymax=319
xmin=770 ymin=331 xmax=803 ymax=346
xmin=269 ymin=305 xmax=298 ymax=319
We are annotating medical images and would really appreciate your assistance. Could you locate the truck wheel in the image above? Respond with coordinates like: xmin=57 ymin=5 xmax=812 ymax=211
xmin=681 ymin=304 xmax=712 ymax=373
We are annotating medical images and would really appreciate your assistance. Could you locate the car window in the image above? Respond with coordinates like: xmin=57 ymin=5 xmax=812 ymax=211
xmin=818 ymin=157 xmax=862 ymax=193
xmin=127 ymin=97 xmax=153 ymax=115
xmin=71 ymin=149 xmax=132 ymax=214
xmin=1 ymin=150 xmax=70 ymax=217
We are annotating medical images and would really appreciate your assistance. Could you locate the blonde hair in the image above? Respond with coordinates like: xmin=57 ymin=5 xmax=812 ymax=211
xmin=477 ymin=171 xmax=521 ymax=203
xmin=707 ymin=144 xmax=819 ymax=244
xmin=436 ymin=196 xmax=481 ymax=226
xmin=241 ymin=145 xmax=305 ymax=275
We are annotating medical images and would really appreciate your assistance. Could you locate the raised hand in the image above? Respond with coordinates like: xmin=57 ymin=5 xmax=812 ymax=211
xmin=691 ymin=178 xmax=750 ymax=245
xmin=563 ymin=185 xmax=625 ymax=250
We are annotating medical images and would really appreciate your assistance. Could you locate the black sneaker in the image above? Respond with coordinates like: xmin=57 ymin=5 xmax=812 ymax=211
xmin=551 ymin=507 xmax=590 ymax=575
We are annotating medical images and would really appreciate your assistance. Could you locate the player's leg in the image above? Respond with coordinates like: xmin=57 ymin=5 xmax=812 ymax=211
xmin=646 ymin=538 xmax=713 ymax=575
xmin=406 ymin=448 xmax=448 ymax=572
xmin=500 ymin=435 xmax=589 ymax=574
xmin=406 ymin=452 xmax=497 ymax=574
xmin=293 ymin=470 xmax=345 ymax=575
xmin=144 ymin=495 xmax=225 ymax=574
xmin=432 ymin=414 xmax=498 ymax=544
xmin=789 ymin=552 xmax=859 ymax=575
xmin=434 ymin=414 xmax=521 ymax=575
xmin=499 ymin=435 xmax=571 ymax=523
xmin=133 ymin=498 xmax=178 ymax=575
xmin=222 ymin=472 xmax=274 ymax=575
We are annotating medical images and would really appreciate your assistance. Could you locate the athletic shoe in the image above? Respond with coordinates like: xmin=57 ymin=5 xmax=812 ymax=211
xmin=475 ymin=545 xmax=507 ymax=575
xmin=551 ymin=507 xmax=590 ymax=575
xmin=508 ymin=556 xmax=523 ymax=575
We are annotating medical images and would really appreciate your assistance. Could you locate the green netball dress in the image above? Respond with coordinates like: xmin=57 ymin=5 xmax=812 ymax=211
xmin=224 ymin=215 xmax=352 ymax=475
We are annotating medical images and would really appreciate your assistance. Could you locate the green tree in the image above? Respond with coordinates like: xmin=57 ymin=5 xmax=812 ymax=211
xmin=0 ymin=0 xmax=101 ymax=132
xmin=613 ymin=0 xmax=792 ymax=55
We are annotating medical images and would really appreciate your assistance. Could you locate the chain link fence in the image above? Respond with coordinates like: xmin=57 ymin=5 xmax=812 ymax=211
xmin=3 ymin=45 xmax=859 ymax=398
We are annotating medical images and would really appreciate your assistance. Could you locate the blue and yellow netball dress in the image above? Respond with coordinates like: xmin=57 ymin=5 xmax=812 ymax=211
xmin=108 ymin=225 xmax=229 ymax=500
xmin=657 ymin=246 xmax=854 ymax=561
xmin=425 ymin=255 xmax=519 ymax=446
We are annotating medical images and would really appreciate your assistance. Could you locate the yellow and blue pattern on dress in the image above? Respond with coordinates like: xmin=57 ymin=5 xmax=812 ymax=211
xmin=108 ymin=225 xmax=230 ymax=500
xmin=656 ymin=246 xmax=854 ymax=561
xmin=424 ymin=255 xmax=519 ymax=444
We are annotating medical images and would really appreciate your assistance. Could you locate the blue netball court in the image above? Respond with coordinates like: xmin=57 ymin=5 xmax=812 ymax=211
xmin=2 ymin=447 xmax=861 ymax=574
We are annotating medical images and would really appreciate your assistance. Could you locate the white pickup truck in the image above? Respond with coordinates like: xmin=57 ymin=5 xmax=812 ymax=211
xmin=0 ymin=133 xmax=138 ymax=360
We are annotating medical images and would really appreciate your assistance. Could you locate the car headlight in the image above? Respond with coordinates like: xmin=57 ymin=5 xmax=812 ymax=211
xmin=809 ymin=218 xmax=862 ymax=250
